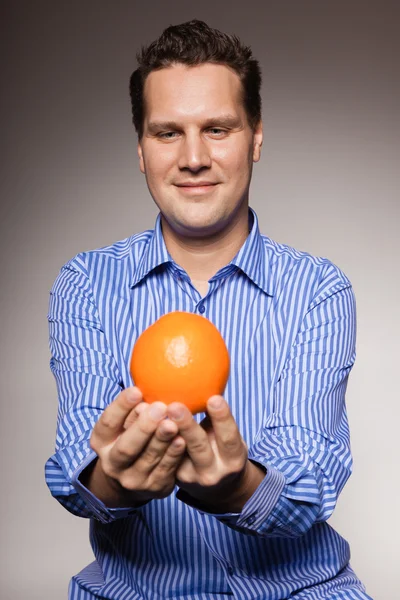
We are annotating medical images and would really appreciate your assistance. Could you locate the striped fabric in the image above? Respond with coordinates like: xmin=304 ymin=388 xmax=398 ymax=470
xmin=46 ymin=209 xmax=372 ymax=599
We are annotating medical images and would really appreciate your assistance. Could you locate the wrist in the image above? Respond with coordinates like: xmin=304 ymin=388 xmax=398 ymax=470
xmin=227 ymin=460 xmax=266 ymax=512
xmin=80 ymin=457 xmax=147 ymax=509
xmin=178 ymin=460 xmax=266 ymax=514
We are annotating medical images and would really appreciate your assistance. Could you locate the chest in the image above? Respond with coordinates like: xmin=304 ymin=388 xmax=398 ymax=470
xmin=95 ymin=268 xmax=303 ymax=444
xmin=123 ymin=273 xmax=290 ymax=443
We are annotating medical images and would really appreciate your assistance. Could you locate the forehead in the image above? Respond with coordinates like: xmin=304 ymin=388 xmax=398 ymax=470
xmin=143 ymin=63 xmax=245 ymax=122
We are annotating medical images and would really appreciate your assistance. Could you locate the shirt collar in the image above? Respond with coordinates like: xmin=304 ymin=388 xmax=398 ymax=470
xmin=230 ymin=208 xmax=274 ymax=296
xmin=130 ymin=209 xmax=274 ymax=296
xmin=130 ymin=214 xmax=171 ymax=287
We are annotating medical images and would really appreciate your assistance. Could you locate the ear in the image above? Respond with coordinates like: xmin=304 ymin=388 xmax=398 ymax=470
xmin=252 ymin=120 xmax=263 ymax=163
xmin=138 ymin=141 xmax=145 ymax=174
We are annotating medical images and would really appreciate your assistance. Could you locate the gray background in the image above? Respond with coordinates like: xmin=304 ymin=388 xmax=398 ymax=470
xmin=2 ymin=1 xmax=399 ymax=598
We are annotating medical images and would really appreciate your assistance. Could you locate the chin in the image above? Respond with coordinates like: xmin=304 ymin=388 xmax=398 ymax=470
xmin=176 ymin=214 xmax=230 ymax=238
xmin=159 ymin=193 xmax=247 ymax=238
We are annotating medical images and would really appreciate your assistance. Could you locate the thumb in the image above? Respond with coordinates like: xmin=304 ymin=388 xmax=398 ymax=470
xmin=92 ymin=387 xmax=143 ymax=447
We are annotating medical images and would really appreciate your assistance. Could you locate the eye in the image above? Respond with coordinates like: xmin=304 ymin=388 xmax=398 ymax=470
xmin=207 ymin=128 xmax=228 ymax=137
xmin=158 ymin=131 xmax=179 ymax=140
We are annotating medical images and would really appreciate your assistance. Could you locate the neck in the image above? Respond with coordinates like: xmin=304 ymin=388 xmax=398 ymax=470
xmin=161 ymin=209 xmax=250 ymax=281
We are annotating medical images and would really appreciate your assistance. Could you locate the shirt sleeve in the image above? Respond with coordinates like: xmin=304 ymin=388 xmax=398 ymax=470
xmin=44 ymin=256 xmax=140 ymax=523
xmin=231 ymin=282 xmax=357 ymax=537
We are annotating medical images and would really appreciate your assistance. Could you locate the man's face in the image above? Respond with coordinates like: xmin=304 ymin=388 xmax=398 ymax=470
xmin=138 ymin=63 xmax=262 ymax=239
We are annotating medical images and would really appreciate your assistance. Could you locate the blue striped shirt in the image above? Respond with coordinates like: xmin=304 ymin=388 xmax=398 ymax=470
xmin=45 ymin=209 xmax=372 ymax=599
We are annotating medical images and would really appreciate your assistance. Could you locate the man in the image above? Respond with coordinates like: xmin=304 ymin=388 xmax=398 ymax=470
xmin=46 ymin=20 xmax=372 ymax=599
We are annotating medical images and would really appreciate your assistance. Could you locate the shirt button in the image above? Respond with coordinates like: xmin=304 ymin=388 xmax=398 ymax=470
xmin=246 ymin=514 xmax=256 ymax=525
xmin=198 ymin=304 xmax=205 ymax=314
xmin=227 ymin=565 xmax=234 ymax=576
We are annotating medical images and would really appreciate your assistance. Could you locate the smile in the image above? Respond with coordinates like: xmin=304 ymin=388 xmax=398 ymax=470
xmin=175 ymin=183 xmax=218 ymax=194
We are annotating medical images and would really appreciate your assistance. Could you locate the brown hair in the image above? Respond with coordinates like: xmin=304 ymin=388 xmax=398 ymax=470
xmin=129 ymin=19 xmax=262 ymax=138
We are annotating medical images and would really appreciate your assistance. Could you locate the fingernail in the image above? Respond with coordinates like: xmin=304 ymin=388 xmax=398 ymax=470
xmin=134 ymin=402 xmax=147 ymax=416
xmin=149 ymin=402 xmax=166 ymax=420
xmin=127 ymin=387 xmax=141 ymax=402
xmin=171 ymin=438 xmax=184 ymax=449
xmin=208 ymin=396 xmax=224 ymax=410
xmin=169 ymin=405 xmax=185 ymax=421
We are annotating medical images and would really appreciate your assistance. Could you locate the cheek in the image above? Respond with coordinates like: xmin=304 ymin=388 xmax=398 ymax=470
xmin=143 ymin=147 xmax=176 ymax=182
xmin=213 ymin=144 xmax=252 ymax=180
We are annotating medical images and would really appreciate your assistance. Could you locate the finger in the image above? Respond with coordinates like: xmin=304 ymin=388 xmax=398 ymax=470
xmin=167 ymin=403 xmax=214 ymax=468
xmin=111 ymin=402 xmax=168 ymax=468
xmin=130 ymin=417 xmax=179 ymax=474
xmin=157 ymin=417 xmax=180 ymax=442
xmin=206 ymin=396 xmax=245 ymax=460
xmin=151 ymin=435 xmax=186 ymax=479
xmin=92 ymin=387 xmax=143 ymax=446
xmin=123 ymin=400 xmax=147 ymax=429
xmin=135 ymin=427 xmax=185 ymax=479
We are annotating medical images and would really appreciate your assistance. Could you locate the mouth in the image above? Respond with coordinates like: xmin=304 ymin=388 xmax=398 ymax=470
xmin=175 ymin=182 xmax=219 ymax=194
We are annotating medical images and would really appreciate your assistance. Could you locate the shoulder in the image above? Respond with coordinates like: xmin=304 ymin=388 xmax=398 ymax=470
xmin=260 ymin=234 xmax=353 ymax=304
xmin=52 ymin=229 xmax=153 ymax=294
xmin=62 ymin=229 xmax=153 ymax=275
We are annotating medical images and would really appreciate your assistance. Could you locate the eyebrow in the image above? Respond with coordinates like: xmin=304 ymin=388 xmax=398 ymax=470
xmin=146 ymin=114 xmax=242 ymax=133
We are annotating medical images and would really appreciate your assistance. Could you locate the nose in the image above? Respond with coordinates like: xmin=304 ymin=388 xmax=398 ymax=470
xmin=177 ymin=132 xmax=212 ymax=172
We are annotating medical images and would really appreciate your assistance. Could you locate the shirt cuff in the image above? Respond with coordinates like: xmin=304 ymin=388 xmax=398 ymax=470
xmin=234 ymin=463 xmax=285 ymax=531
xmin=72 ymin=451 xmax=146 ymax=523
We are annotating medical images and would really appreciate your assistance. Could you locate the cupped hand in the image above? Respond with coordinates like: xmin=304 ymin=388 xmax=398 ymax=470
xmin=166 ymin=396 xmax=264 ymax=513
xmin=86 ymin=387 xmax=186 ymax=506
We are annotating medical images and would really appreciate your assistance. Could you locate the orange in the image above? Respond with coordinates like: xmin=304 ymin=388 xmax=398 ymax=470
xmin=130 ymin=311 xmax=230 ymax=414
